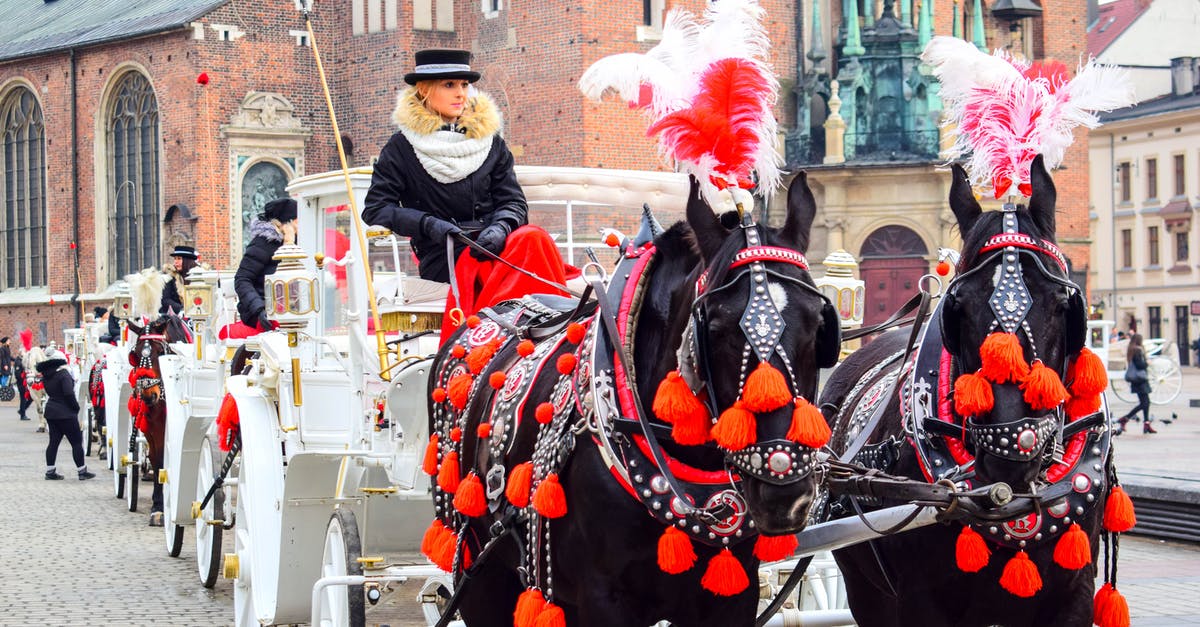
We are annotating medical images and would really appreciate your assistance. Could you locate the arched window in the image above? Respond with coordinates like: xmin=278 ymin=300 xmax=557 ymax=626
xmin=107 ymin=72 xmax=161 ymax=280
xmin=0 ymin=87 xmax=47 ymax=290
xmin=239 ymin=161 xmax=289 ymax=249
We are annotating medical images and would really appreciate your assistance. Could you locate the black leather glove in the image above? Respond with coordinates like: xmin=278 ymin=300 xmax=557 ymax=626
xmin=421 ymin=215 xmax=464 ymax=243
xmin=470 ymin=223 xmax=510 ymax=261
xmin=256 ymin=311 xmax=274 ymax=332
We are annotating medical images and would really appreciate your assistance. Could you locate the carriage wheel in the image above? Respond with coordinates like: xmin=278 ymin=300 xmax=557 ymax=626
xmin=166 ymin=523 xmax=185 ymax=558
xmin=1108 ymin=378 xmax=1134 ymax=404
xmin=1149 ymin=357 xmax=1182 ymax=405
xmin=318 ymin=508 xmax=366 ymax=627
xmin=84 ymin=407 xmax=95 ymax=457
xmin=196 ymin=437 xmax=224 ymax=589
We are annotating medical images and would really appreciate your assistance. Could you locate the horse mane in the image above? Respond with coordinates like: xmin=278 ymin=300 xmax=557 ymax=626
xmin=126 ymin=268 xmax=169 ymax=318
xmin=956 ymin=206 xmax=1054 ymax=271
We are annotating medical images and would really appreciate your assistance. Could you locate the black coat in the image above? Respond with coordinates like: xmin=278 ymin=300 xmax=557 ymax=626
xmin=235 ymin=224 xmax=283 ymax=326
xmin=160 ymin=278 xmax=183 ymax=315
xmin=362 ymin=132 xmax=527 ymax=282
xmin=1128 ymin=349 xmax=1151 ymax=395
xmin=39 ymin=359 xmax=79 ymax=421
xmin=0 ymin=344 xmax=12 ymax=373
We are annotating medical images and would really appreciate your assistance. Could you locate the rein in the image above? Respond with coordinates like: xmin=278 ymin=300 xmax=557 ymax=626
xmin=443 ymin=232 xmax=584 ymax=323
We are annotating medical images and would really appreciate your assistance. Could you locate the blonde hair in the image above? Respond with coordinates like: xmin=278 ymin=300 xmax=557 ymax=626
xmin=414 ymin=79 xmax=473 ymax=117
xmin=270 ymin=218 xmax=298 ymax=245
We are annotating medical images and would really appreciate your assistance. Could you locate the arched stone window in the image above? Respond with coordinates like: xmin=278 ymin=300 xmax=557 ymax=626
xmin=106 ymin=72 xmax=161 ymax=280
xmin=0 ymin=86 xmax=47 ymax=290
xmin=239 ymin=161 xmax=290 ymax=248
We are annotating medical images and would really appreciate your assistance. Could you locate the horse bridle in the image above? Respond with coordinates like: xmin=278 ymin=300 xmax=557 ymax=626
xmin=131 ymin=333 xmax=168 ymax=401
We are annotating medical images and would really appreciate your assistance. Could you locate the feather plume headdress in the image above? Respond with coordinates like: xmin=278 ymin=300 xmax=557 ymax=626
xmin=923 ymin=36 xmax=1137 ymax=198
xmin=578 ymin=0 xmax=781 ymax=200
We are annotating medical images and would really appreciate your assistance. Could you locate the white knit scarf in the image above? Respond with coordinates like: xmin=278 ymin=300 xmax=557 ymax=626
xmin=401 ymin=127 xmax=494 ymax=184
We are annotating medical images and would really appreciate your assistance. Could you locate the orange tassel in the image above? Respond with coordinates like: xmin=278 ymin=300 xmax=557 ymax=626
xmin=1064 ymin=394 xmax=1102 ymax=419
xmin=754 ymin=533 xmax=799 ymax=562
xmin=1021 ymin=360 xmax=1069 ymax=411
xmin=672 ymin=410 xmax=712 ymax=446
xmin=451 ymin=344 xmax=466 ymax=359
xmin=787 ymin=397 xmax=831 ymax=448
xmin=953 ymin=372 xmax=995 ymax=417
xmin=432 ymin=387 xmax=447 ymax=403
xmin=429 ymin=528 xmax=457 ymax=571
xmin=448 ymin=373 xmax=473 ymax=410
xmin=533 ymin=601 xmax=566 ymax=627
xmin=1068 ymin=348 xmax=1108 ymax=397
xmin=450 ymin=427 xmax=462 ymax=442
xmin=513 ymin=589 xmax=545 ymax=627
xmin=979 ymin=332 xmax=1030 ymax=383
xmin=652 ymin=371 xmax=704 ymax=425
xmin=566 ymin=322 xmax=586 ymax=344
xmin=1104 ymin=486 xmax=1137 ymax=532
xmin=421 ymin=519 xmax=448 ymax=557
xmin=466 ymin=338 xmax=502 ymax=374
xmin=742 ymin=362 xmax=792 ymax=413
xmin=657 ymin=526 xmax=698 ymax=574
xmin=1095 ymin=583 xmax=1131 ymax=627
xmin=1053 ymin=523 xmax=1091 ymax=570
xmin=999 ymin=550 xmax=1042 ymax=598
xmin=422 ymin=435 xmax=440 ymax=476
xmin=489 ymin=371 xmax=507 ymax=389
xmin=535 ymin=402 xmax=555 ymax=424
xmin=712 ymin=401 xmax=756 ymax=451
xmin=701 ymin=548 xmax=750 ymax=596
xmin=955 ymin=525 xmax=991 ymax=572
xmin=453 ymin=472 xmax=488 ymax=517
xmin=437 ymin=451 xmax=460 ymax=493
xmin=476 ymin=423 xmax=492 ymax=439
xmin=506 ymin=462 xmax=534 ymax=508
xmin=517 ymin=339 xmax=535 ymax=357
xmin=466 ymin=315 xmax=481 ymax=328
xmin=556 ymin=353 xmax=577 ymax=375
xmin=532 ymin=473 xmax=568 ymax=518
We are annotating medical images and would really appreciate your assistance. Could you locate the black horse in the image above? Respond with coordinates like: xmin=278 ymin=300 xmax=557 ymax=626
xmin=421 ymin=174 xmax=842 ymax=627
xmin=127 ymin=313 xmax=192 ymax=526
xmin=818 ymin=157 xmax=1122 ymax=626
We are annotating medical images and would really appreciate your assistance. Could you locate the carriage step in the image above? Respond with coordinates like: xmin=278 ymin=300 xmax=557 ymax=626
xmin=360 ymin=486 xmax=398 ymax=495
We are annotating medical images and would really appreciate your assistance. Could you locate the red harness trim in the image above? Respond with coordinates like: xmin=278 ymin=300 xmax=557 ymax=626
xmin=696 ymin=246 xmax=810 ymax=294
xmin=614 ymin=246 xmax=658 ymax=420
xmin=137 ymin=334 xmax=168 ymax=340
xmin=977 ymin=233 xmax=1067 ymax=272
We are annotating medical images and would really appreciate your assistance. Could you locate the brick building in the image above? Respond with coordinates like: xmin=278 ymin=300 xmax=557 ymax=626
xmin=0 ymin=0 xmax=1088 ymax=344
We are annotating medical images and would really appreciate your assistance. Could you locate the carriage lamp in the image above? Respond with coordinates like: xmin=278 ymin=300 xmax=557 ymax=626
xmin=183 ymin=282 xmax=215 ymax=321
xmin=265 ymin=242 xmax=321 ymax=330
xmin=815 ymin=250 xmax=865 ymax=329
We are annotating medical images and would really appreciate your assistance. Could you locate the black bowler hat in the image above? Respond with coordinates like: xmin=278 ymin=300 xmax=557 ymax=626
xmin=404 ymin=49 xmax=481 ymax=85
xmin=262 ymin=198 xmax=298 ymax=223
xmin=170 ymin=245 xmax=199 ymax=260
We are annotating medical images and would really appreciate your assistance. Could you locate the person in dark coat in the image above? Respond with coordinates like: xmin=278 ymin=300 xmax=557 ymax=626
xmin=227 ymin=198 xmax=296 ymax=338
xmin=0 ymin=336 xmax=12 ymax=387
xmin=362 ymin=49 xmax=568 ymax=340
xmin=160 ymin=245 xmax=200 ymax=315
xmin=15 ymin=330 xmax=33 ymax=420
xmin=38 ymin=350 xmax=95 ymax=480
xmin=1117 ymin=333 xmax=1156 ymax=434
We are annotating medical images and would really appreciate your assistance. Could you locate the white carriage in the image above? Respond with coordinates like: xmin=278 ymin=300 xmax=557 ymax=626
xmin=1085 ymin=319 xmax=1184 ymax=405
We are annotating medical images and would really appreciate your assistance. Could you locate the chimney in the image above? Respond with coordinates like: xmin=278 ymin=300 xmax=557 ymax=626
xmin=1170 ymin=57 xmax=1198 ymax=97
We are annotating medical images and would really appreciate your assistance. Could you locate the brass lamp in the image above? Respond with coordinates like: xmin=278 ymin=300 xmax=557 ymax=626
xmin=815 ymin=250 xmax=865 ymax=329
xmin=265 ymin=242 xmax=321 ymax=331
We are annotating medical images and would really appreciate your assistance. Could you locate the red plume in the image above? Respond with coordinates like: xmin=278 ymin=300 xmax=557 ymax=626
xmin=19 ymin=328 xmax=33 ymax=352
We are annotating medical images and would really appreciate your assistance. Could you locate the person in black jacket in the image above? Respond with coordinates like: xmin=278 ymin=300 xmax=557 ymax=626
xmin=1117 ymin=333 xmax=1156 ymax=435
xmin=0 ymin=336 xmax=12 ymax=387
xmin=160 ymin=245 xmax=200 ymax=315
xmin=232 ymin=197 xmax=296 ymax=336
xmin=38 ymin=350 xmax=95 ymax=480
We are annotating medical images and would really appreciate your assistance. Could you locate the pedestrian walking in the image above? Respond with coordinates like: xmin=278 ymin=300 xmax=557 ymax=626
xmin=15 ymin=330 xmax=34 ymax=421
xmin=0 ymin=336 xmax=13 ymax=384
xmin=38 ymin=349 xmax=94 ymax=480
xmin=1117 ymin=333 xmax=1156 ymax=435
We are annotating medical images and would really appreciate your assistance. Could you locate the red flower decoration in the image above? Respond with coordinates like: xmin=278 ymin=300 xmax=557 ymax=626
xmin=197 ymin=72 xmax=210 ymax=85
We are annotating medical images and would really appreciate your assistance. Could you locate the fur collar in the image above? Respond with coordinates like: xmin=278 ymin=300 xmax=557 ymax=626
xmin=249 ymin=219 xmax=283 ymax=243
xmin=392 ymin=88 xmax=502 ymax=140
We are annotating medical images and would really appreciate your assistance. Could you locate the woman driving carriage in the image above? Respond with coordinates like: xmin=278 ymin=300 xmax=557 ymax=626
xmin=361 ymin=49 xmax=570 ymax=340
xmin=159 ymin=245 xmax=200 ymax=315
xmin=220 ymin=198 xmax=296 ymax=339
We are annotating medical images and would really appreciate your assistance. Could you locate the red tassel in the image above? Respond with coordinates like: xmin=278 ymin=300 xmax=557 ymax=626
xmin=999 ymin=550 xmax=1042 ymax=598
xmin=754 ymin=533 xmax=799 ymax=563
xmin=532 ymin=473 xmax=568 ymax=518
xmin=216 ymin=393 xmax=240 ymax=452
xmin=448 ymin=373 xmax=473 ymax=410
xmin=1021 ymin=360 xmax=1069 ymax=411
xmin=535 ymin=402 xmax=555 ymax=424
xmin=429 ymin=527 xmax=456 ymax=571
xmin=979 ymin=333 xmax=1030 ymax=383
xmin=506 ymin=462 xmax=534 ymax=508
xmin=1068 ymin=347 xmax=1108 ymax=397
xmin=422 ymin=435 xmax=440 ymax=476
xmin=489 ymin=371 xmax=507 ymax=389
xmin=466 ymin=315 xmax=481 ymax=328
xmin=1053 ymin=523 xmax=1091 ymax=570
xmin=712 ymin=401 xmax=756 ymax=451
xmin=517 ymin=339 xmax=535 ymax=357
xmin=453 ymin=472 xmax=488 ymax=517
xmin=742 ymin=362 xmax=792 ymax=413
xmin=514 ymin=589 xmax=545 ymax=627
xmin=476 ymin=423 xmax=492 ymax=439
xmin=466 ymin=338 xmax=502 ymax=374
xmin=1064 ymin=393 xmax=1102 ymax=419
xmin=431 ymin=387 xmax=447 ymax=403
xmin=533 ymin=601 xmax=566 ymax=627
xmin=1104 ymin=486 xmax=1137 ymax=532
xmin=1095 ymin=583 xmax=1131 ymax=627
xmin=449 ymin=427 xmax=462 ymax=443
xmin=955 ymin=525 xmax=991 ymax=572
xmin=566 ymin=322 xmax=586 ymax=344
xmin=422 ymin=520 xmax=450 ymax=565
xmin=953 ymin=371 xmax=995 ymax=417
xmin=437 ymin=451 xmax=460 ymax=493
xmin=652 ymin=371 xmax=711 ymax=445
xmin=787 ymin=397 xmax=830 ymax=448
xmin=700 ymin=548 xmax=750 ymax=596
xmin=556 ymin=353 xmax=577 ymax=375
xmin=451 ymin=344 xmax=466 ymax=359
xmin=657 ymin=526 xmax=698 ymax=574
